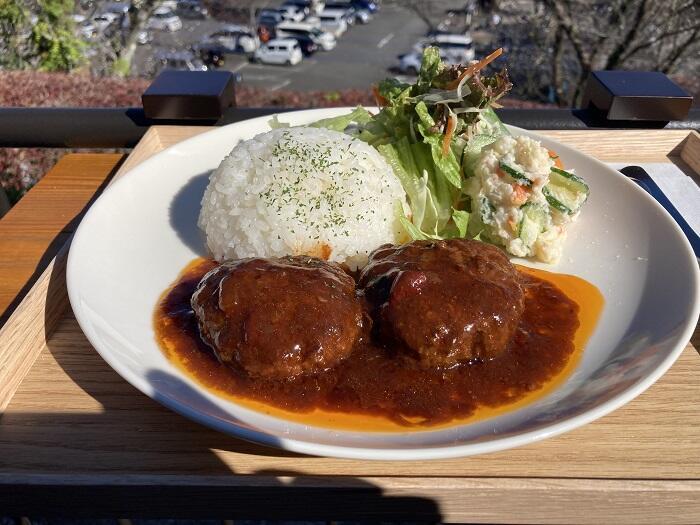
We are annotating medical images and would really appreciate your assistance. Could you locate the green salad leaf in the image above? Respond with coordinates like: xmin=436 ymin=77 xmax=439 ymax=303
xmin=308 ymin=106 xmax=373 ymax=132
xmin=358 ymin=47 xmax=513 ymax=240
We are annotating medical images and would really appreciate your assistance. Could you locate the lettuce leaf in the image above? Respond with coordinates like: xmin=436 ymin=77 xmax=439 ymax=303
xmin=356 ymin=47 xmax=513 ymax=241
xmin=308 ymin=106 xmax=373 ymax=132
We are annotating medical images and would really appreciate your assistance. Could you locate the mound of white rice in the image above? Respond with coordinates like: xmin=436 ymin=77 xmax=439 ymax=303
xmin=199 ymin=126 xmax=408 ymax=269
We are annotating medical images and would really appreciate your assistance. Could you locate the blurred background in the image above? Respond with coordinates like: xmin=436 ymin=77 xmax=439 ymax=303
xmin=0 ymin=0 xmax=698 ymax=205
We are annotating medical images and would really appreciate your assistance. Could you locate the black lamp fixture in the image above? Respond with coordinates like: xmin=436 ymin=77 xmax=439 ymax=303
xmin=142 ymin=70 xmax=238 ymax=121
xmin=581 ymin=70 xmax=693 ymax=123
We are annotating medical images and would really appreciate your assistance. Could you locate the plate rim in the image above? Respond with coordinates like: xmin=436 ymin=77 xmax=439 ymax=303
xmin=66 ymin=107 xmax=700 ymax=460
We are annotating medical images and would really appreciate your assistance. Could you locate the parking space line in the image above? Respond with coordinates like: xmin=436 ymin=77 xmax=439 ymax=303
xmin=269 ymin=79 xmax=291 ymax=91
xmin=377 ymin=33 xmax=395 ymax=49
xmin=229 ymin=61 xmax=248 ymax=73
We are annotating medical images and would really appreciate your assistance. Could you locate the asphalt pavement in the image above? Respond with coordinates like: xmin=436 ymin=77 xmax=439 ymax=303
xmin=132 ymin=4 xmax=430 ymax=91
xmin=226 ymin=5 xmax=427 ymax=91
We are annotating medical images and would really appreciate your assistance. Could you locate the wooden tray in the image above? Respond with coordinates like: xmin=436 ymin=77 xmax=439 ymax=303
xmin=1 ymin=126 xmax=699 ymax=523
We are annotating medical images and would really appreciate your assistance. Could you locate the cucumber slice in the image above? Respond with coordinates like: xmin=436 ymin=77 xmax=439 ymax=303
xmin=544 ymin=167 xmax=589 ymax=214
xmin=480 ymin=196 xmax=496 ymax=223
xmin=543 ymin=185 xmax=576 ymax=214
xmin=499 ymin=162 xmax=532 ymax=187
xmin=518 ymin=203 xmax=547 ymax=246
xmin=550 ymin=167 xmax=589 ymax=195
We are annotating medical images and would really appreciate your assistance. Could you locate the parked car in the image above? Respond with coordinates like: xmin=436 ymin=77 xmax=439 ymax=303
xmin=414 ymin=33 xmax=475 ymax=63
xmin=72 ymin=16 xmax=98 ymax=38
xmin=398 ymin=49 xmax=458 ymax=75
xmin=282 ymin=0 xmax=324 ymax=16
xmin=281 ymin=0 xmax=309 ymax=17
xmin=147 ymin=8 xmax=182 ymax=31
xmin=276 ymin=21 xmax=336 ymax=51
xmin=285 ymin=34 xmax=318 ymax=56
xmin=253 ymin=38 xmax=303 ymax=65
xmin=176 ymin=0 xmax=207 ymax=19
xmin=78 ymin=21 xmax=97 ymax=38
xmin=103 ymin=1 xmax=130 ymax=15
xmin=277 ymin=4 xmax=306 ymax=22
xmin=349 ymin=0 xmax=377 ymax=13
xmin=154 ymin=50 xmax=207 ymax=73
xmin=136 ymin=29 xmax=153 ymax=44
xmin=257 ymin=8 xmax=284 ymax=25
xmin=324 ymin=2 xmax=372 ymax=23
xmin=157 ymin=0 xmax=178 ymax=10
xmin=322 ymin=2 xmax=356 ymax=25
xmin=205 ymin=26 xmax=259 ymax=53
xmin=354 ymin=8 xmax=371 ymax=23
xmin=195 ymin=42 xmax=227 ymax=67
xmin=317 ymin=9 xmax=348 ymax=37
xmin=91 ymin=12 xmax=118 ymax=32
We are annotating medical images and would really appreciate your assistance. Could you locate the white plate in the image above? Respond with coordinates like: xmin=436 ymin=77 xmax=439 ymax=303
xmin=67 ymin=108 xmax=700 ymax=460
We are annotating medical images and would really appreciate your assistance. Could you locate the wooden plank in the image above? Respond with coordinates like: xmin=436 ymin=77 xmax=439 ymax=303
xmin=680 ymin=130 xmax=700 ymax=176
xmin=1 ymin=309 xmax=698 ymax=480
xmin=539 ymin=129 xmax=690 ymax=161
xmin=0 ymin=153 xmax=124 ymax=410
xmin=133 ymin=127 xmax=694 ymax=164
xmin=114 ymin=126 xmax=210 ymax=178
xmin=0 ymin=153 xmax=123 ymax=235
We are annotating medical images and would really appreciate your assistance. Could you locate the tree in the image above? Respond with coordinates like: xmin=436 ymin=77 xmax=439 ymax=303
xmin=392 ymin=0 xmax=440 ymax=31
xmin=110 ymin=0 xmax=158 ymax=77
xmin=0 ymin=0 xmax=84 ymax=71
xmin=540 ymin=0 xmax=700 ymax=106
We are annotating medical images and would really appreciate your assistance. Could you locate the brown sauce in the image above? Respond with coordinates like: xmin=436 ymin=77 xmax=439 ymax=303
xmin=154 ymin=258 xmax=603 ymax=431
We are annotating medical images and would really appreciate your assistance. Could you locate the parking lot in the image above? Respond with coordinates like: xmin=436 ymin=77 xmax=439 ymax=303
xmin=226 ymin=4 xmax=427 ymax=91
xmin=132 ymin=4 xmax=432 ymax=91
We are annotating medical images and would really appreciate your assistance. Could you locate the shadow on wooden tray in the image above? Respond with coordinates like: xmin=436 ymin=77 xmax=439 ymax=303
xmin=1 ymin=316 xmax=443 ymax=519
xmin=0 ymin=227 xmax=442 ymax=518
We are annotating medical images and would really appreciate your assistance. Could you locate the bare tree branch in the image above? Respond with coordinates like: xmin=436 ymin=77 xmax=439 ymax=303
xmin=603 ymin=0 xmax=649 ymax=70
xmin=619 ymin=21 xmax=700 ymax=63
xmin=542 ymin=0 xmax=589 ymax=68
xmin=551 ymin=24 xmax=567 ymax=106
xmin=661 ymin=26 xmax=700 ymax=74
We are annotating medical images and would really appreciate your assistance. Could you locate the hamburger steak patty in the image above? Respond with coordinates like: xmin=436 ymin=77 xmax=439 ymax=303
xmin=191 ymin=256 xmax=364 ymax=379
xmin=358 ymin=239 xmax=525 ymax=367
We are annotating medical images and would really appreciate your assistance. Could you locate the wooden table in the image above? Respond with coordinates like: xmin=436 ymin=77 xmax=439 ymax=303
xmin=1 ymin=128 xmax=699 ymax=523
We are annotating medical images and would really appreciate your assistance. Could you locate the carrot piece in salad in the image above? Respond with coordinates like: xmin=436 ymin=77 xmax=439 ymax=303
xmin=548 ymin=149 xmax=564 ymax=169
xmin=511 ymin=183 xmax=530 ymax=205
xmin=446 ymin=48 xmax=503 ymax=90
xmin=442 ymin=114 xmax=456 ymax=157
xmin=372 ymin=85 xmax=388 ymax=107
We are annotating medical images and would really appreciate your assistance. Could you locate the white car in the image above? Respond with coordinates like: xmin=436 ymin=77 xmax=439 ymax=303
xmin=207 ymin=26 xmax=259 ymax=53
xmin=137 ymin=29 xmax=153 ymax=44
xmin=398 ymin=49 xmax=459 ymax=76
xmin=414 ymin=33 xmax=475 ymax=64
xmin=355 ymin=8 xmax=371 ymax=23
xmin=317 ymin=9 xmax=348 ymax=38
xmin=147 ymin=8 xmax=182 ymax=31
xmin=282 ymin=0 xmax=324 ymax=15
xmin=72 ymin=16 xmax=97 ymax=38
xmin=154 ymin=50 xmax=207 ymax=73
xmin=276 ymin=22 xmax=336 ymax=51
xmin=278 ymin=5 xmax=306 ymax=22
xmin=157 ymin=0 xmax=178 ymax=10
xmin=253 ymin=38 xmax=303 ymax=66
xmin=78 ymin=21 xmax=97 ymax=38
xmin=91 ymin=12 xmax=118 ymax=32
xmin=104 ymin=1 xmax=130 ymax=15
